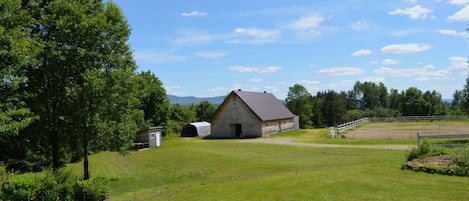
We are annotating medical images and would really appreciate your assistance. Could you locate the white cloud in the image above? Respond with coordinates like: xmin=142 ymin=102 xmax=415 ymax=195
xmin=134 ymin=50 xmax=190 ymax=64
xmin=234 ymin=28 xmax=280 ymax=40
xmin=382 ymin=59 xmax=399 ymax=65
xmin=229 ymin=66 xmax=282 ymax=73
xmin=374 ymin=67 xmax=448 ymax=80
xmin=388 ymin=5 xmax=432 ymax=19
xmin=449 ymin=6 xmax=469 ymax=21
xmin=447 ymin=56 xmax=468 ymax=70
xmin=318 ymin=66 xmax=365 ymax=76
xmin=438 ymin=29 xmax=469 ymax=37
xmin=361 ymin=76 xmax=386 ymax=83
xmin=298 ymin=80 xmax=321 ymax=85
xmin=290 ymin=14 xmax=324 ymax=30
xmin=181 ymin=11 xmax=207 ymax=17
xmin=449 ymin=0 xmax=469 ymax=5
xmin=352 ymin=49 xmax=373 ymax=56
xmin=195 ymin=51 xmax=228 ymax=59
xmin=381 ymin=43 xmax=431 ymax=54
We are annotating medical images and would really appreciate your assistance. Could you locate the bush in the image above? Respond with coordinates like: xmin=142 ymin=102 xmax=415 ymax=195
xmin=1 ymin=171 xmax=109 ymax=201
xmin=73 ymin=176 xmax=109 ymax=201
xmin=1 ymin=173 xmax=38 ymax=201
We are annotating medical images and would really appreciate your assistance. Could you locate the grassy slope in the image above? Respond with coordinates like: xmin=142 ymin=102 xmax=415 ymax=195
xmin=66 ymin=137 xmax=469 ymax=201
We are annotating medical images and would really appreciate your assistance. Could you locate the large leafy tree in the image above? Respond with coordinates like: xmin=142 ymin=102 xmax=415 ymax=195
xmin=286 ymin=84 xmax=313 ymax=128
xmin=136 ymin=71 xmax=171 ymax=128
xmin=196 ymin=101 xmax=216 ymax=122
xmin=7 ymin=0 xmax=145 ymax=179
xmin=0 ymin=0 xmax=39 ymax=169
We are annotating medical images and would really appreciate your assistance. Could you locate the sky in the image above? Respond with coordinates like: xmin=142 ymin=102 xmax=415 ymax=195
xmin=113 ymin=0 xmax=469 ymax=100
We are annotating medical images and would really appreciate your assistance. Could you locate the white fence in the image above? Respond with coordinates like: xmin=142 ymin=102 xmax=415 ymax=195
xmin=328 ymin=116 xmax=467 ymax=138
xmin=329 ymin=118 xmax=369 ymax=138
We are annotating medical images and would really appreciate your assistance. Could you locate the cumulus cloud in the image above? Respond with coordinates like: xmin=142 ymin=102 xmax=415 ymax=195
xmin=229 ymin=66 xmax=282 ymax=73
xmin=449 ymin=0 xmax=469 ymax=5
xmin=298 ymin=80 xmax=321 ymax=85
xmin=438 ymin=29 xmax=469 ymax=38
xmin=181 ymin=11 xmax=207 ymax=17
xmin=234 ymin=28 xmax=280 ymax=40
xmin=381 ymin=59 xmax=399 ymax=65
xmin=374 ymin=67 xmax=448 ymax=80
xmin=290 ymin=14 xmax=324 ymax=30
xmin=448 ymin=5 xmax=469 ymax=21
xmin=318 ymin=66 xmax=365 ymax=76
xmin=388 ymin=5 xmax=432 ymax=19
xmin=447 ymin=56 xmax=469 ymax=70
xmin=352 ymin=49 xmax=373 ymax=56
xmin=381 ymin=43 xmax=431 ymax=54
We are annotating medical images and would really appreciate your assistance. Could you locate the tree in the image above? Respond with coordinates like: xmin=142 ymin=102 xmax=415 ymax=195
xmin=453 ymin=78 xmax=469 ymax=114
xmin=320 ymin=90 xmax=346 ymax=126
xmin=136 ymin=71 xmax=171 ymax=128
xmin=352 ymin=81 xmax=388 ymax=109
xmin=0 ymin=0 xmax=39 ymax=170
xmin=286 ymin=84 xmax=313 ymax=128
xmin=400 ymin=87 xmax=427 ymax=116
xmin=13 ymin=0 xmax=143 ymax=179
xmin=196 ymin=101 xmax=216 ymax=122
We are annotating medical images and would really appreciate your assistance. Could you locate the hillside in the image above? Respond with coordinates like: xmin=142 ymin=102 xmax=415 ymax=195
xmin=168 ymin=95 xmax=225 ymax=105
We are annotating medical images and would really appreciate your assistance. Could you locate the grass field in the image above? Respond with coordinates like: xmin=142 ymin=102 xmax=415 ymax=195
xmin=65 ymin=135 xmax=469 ymax=201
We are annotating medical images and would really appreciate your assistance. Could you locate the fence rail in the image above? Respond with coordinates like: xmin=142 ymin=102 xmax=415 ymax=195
xmin=417 ymin=133 xmax=469 ymax=148
xmin=328 ymin=116 xmax=467 ymax=138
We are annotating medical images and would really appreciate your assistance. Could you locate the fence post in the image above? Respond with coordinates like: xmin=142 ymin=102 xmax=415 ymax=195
xmin=417 ymin=132 xmax=421 ymax=149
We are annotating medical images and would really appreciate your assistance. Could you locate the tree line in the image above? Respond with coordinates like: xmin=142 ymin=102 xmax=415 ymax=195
xmin=286 ymin=80 xmax=469 ymax=129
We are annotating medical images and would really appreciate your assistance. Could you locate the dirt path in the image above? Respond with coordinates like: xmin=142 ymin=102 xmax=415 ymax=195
xmin=241 ymin=137 xmax=415 ymax=150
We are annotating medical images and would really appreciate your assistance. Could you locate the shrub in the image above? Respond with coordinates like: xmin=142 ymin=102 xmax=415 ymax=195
xmin=73 ymin=176 xmax=110 ymax=201
xmin=1 ymin=173 xmax=38 ymax=201
xmin=1 ymin=171 xmax=109 ymax=201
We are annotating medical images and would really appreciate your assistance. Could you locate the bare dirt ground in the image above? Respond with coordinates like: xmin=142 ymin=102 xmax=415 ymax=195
xmin=241 ymin=137 xmax=415 ymax=150
xmin=344 ymin=121 xmax=469 ymax=139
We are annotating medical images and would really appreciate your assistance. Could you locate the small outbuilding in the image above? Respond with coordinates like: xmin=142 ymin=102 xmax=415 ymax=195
xmin=135 ymin=126 xmax=163 ymax=149
xmin=211 ymin=89 xmax=299 ymax=138
xmin=180 ymin=121 xmax=211 ymax=137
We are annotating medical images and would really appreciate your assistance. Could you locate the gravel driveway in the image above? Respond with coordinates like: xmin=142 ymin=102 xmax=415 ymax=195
xmin=241 ymin=137 xmax=415 ymax=150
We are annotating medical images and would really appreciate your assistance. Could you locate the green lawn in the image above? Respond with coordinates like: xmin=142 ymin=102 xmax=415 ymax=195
xmin=66 ymin=137 xmax=469 ymax=201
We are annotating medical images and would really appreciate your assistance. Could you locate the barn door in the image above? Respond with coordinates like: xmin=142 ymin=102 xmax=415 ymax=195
xmin=230 ymin=124 xmax=242 ymax=137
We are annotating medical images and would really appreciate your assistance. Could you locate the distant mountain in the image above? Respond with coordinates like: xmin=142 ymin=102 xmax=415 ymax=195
xmin=168 ymin=95 xmax=226 ymax=105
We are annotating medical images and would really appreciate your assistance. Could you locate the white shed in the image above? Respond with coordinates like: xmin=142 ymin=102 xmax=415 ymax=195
xmin=181 ymin=122 xmax=211 ymax=137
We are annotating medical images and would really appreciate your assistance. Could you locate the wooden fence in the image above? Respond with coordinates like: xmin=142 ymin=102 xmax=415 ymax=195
xmin=417 ymin=133 xmax=469 ymax=148
xmin=328 ymin=116 xmax=467 ymax=138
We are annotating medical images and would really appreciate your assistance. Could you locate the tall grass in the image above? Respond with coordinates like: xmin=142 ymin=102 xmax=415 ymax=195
xmin=66 ymin=138 xmax=469 ymax=201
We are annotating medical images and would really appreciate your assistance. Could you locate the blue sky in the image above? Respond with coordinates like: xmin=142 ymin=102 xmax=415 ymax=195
xmin=113 ymin=0 xmax=469 ymax=99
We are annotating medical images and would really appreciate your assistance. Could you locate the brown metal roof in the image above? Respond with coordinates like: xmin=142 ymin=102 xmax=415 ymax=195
xmin=233 ymin=90 xmax=295 ymax=121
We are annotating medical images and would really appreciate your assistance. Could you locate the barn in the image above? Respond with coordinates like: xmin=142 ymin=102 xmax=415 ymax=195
xmin=211 ymin=89 xmax=299 ymax=138
xmin=180 ymin=121 xmax=211 ymax=137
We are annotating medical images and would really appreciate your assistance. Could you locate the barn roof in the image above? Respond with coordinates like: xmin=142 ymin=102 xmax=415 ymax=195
xmin=231 ymin=90 xmax=295 ymax=121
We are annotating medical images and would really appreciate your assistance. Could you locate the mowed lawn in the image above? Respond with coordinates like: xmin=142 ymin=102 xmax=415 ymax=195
xmin=65 ymin=136 xmax=469 ymax=201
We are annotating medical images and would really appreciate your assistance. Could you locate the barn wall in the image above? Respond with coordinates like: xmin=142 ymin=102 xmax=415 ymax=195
xmin=261 ymin=118 xmax=295 ymax=135
xmin=212 ymin=94 xmax=262 ymax=138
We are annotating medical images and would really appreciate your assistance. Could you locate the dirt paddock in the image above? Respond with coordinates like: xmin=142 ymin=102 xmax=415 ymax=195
xmin=344 ymin=121 xmax=469 ymax=139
